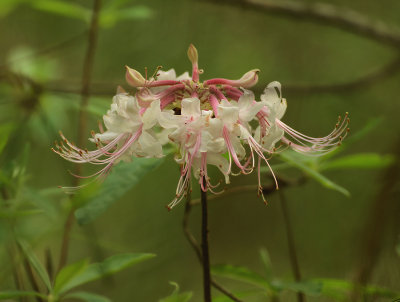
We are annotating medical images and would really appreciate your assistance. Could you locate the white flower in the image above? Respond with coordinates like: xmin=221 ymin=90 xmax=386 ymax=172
xmin=55 ymin=44 xmax=349 ymax=207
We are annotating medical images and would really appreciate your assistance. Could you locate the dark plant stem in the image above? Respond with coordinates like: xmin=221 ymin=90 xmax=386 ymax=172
xmin=279 ymin=190 xmax=305 ymax=302
xmin=58 ymin=0 xmax=102 ymax=272
xmin=183 ymin=192 xmax=243 ymax=302
xmin=201 ymin=184 xmax=212 ymax=302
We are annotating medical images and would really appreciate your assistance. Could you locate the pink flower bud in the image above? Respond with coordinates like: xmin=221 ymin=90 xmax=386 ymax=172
xmin=235 ymin=69 xmax=260 ymax=88
xmin=125 ymin=66 xmax=146 ymax=87
xmin=187 ymin=44 xmax=198 ymax=65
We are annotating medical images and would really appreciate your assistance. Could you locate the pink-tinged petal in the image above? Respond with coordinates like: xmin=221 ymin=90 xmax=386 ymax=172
xmin=138 ymin=131 xmax=163 ymax=157
xmin=142 ymin=100 xmax=160 ymax=130
xmin=205 ymin=69 xmax=259 ymax=88
xmin=181 ymin=98 xmax=201 ymax=117
xmin=261 ymin=81 xmax=287 ymax=121
xmin=207 ymin=153 xmax=230 ymax=184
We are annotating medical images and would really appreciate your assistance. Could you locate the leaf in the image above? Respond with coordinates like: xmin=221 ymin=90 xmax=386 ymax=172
xmin=279 ymin=151 xmax=350 ymax=196
xmin=213 ymin=290 xmax=261 ymax=302
xmin=60 ymin=253 xmax=155 ymax=293
xmin=63 ymin=291 xmax=111 ymax=302
xmin=211 ymin=264 xmax=269 ymax=290
xmin=17 ymin=239 xmax=52 ymax=291
xmin=314 ymin=278 xmax=400 ymax=300
xmin=0 ymin=291 xmax=46 ymax=300
xmin=259 ymin=248 xmax=273 ymax=281
xmin=75 ymin=157 xmax=164 ymax=225
xmin=0 ymin=209 xmax=43 ymax=218
xmin=0 ymin=122 xmax=14 ymax=155
xmin=320 ymin=153 xmax=395 ymax=171
xmin=272 ymin=279 xmax=323 ymax=296
xmin=54 ymin=259 xmax=89 ymax=295
xmin=159 ymin=282 xmax=192 ymax=302
xmin=30 ymin=0 xmax=90 ymax=22
xmin=100 ymin=5 xmax=153 ymax=27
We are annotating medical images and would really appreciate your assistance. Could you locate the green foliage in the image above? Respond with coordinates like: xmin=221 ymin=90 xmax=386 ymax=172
xmin=279 ymin=150 xmax=351 ymax=196
xmin=28 ymin=0 xmax=153 ymax=28
xmin=7 ymin=46 xmax=59 ymax=83
xmin=54 ymin=259 xmax=89 ymax=295
xmin=63 ymin=291 xmax=111 ymax=302
xmin=58 ymin=253 xmax=155 ymax=294
xmin=30 ymin=0 xmax=90 ymax=22
xmin=211 ymin=264 xmax=270 ymax=289
xmin=159 ymin=282 xmax=192 ymax=302
xmin=212 ymin=251 xmax=400 ymax=300
xmin=319 ymin=153 xmax=395 ymax=171
xmin=269 ymin=118 xmax=393 ymax=196
xmin=74 ymin=157 xmax=164 ymax=225
xmin=0 ymin=291 xmax=46 ymax=300
xmin=17 ymin=239 xmax=52 ymax=291
xmin=100 ymin=5 xmax=153 ymax=28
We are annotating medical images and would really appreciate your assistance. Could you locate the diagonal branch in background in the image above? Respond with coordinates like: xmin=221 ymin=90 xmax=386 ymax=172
xmin=199 ymin=0 xmax=400 ymax=95
xmin=206 ymin=0 xmax=400 ymax=48
xmin=58 ymin=0 xmax=102 ymax=272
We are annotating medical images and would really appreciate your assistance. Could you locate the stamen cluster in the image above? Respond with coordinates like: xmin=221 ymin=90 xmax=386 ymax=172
xmin=53 ymin=45 xmax=349 ymax=209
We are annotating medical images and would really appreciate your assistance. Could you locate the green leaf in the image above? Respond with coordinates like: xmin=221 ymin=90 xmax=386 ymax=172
xmin=54 ymin=259 xmax=89 ymax=295
xmin=272 ymin=279 xmax=322 ymax=296
xmin=0 ymin=291 xmax=46 ymax=300
xmin=0 ymin=122 xmax=14 ymax=155
xmin=320 ymin=153 xmax=395 ymax=171
xmin=30 ymin=0 xmax=90 ymax=22
xmin=100 ymin=5 xmax=153 ymax=27
xmin=159 ymin=282 xmax=192 ymax=302
xmin=314 ymin=278 xmax=400 ymax=300
xmin=17 ymin=239 xmax=52 ymax=291
xmin=213 ymin=290 xmax=261 ymax=302
xmin=63 ymin=291 xmax=111 ymax=302
xmin=60 ymin=253 xmax=155 ymax=293
xmin=259 ymin=248 xmax=273 ymax=281
xmin=279 ymin=151 xmax=350 ymax=196
xmin=211 ymin=264 xmax=269 ymax=290
xmin=0 ymin=209 xmax=43 ymax=218
xmin=75 ymin=157 xmax=164 ymax=225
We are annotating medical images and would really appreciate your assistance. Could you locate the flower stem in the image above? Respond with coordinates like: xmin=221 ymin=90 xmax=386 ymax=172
xmin=201 ymin=184 xmax=212 ymax=302
xmin=279 ymin=190 xmax=305 ymax=302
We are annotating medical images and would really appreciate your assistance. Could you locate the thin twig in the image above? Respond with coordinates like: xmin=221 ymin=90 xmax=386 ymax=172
xmin=279 ymin=190 xmax=305 ymax=302
xmin=183 ymin=193 xmax=244 ymax=302
xmin=58 ymin=0 xmax=102 ymax=272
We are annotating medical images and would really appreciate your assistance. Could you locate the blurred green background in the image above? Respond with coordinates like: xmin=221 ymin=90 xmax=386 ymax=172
xmin=0 ymin=0 xmax=399 ymax=301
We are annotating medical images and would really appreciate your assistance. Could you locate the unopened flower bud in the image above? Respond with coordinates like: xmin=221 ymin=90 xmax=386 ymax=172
xmin=125 ymin=66 xmax=146 ymax=87
xmin=235 ymin=69 xmax=260 ymax=88
xmin=187 ymin=44 xmax=198 ymax=65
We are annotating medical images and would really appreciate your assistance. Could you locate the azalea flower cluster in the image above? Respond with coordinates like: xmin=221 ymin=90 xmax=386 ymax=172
xmin=54 ymin=45 xmax=349 ymax=209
